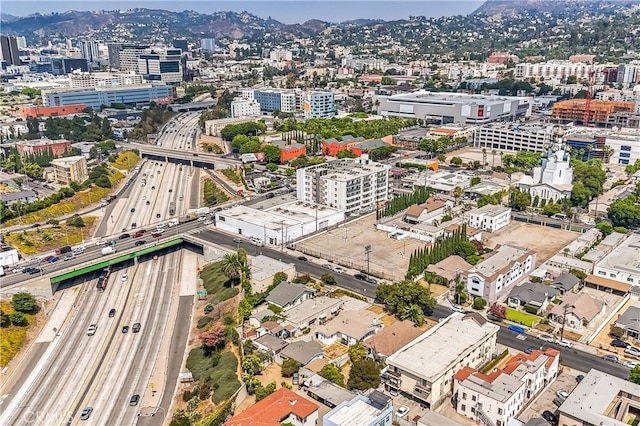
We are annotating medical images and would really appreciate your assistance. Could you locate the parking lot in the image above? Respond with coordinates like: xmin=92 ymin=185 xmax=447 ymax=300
xmin=519 ymin=368 xmax=584 ymax=423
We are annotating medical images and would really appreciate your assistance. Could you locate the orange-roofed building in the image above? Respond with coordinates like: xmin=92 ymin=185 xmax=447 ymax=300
xmin=270 ymin=140 xmax=308 ymax=163
xmin=225 ymin=387 xmax=319 ymax=426
xmin=453 ymin=347 xmax=559 ymax=426
xmin=20 ymin=104 xmax=87 ymax=118
xmin=321 ymin=135 xmax=364 ymax=156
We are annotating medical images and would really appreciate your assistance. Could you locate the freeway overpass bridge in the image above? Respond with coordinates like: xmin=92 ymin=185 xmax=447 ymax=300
xmin=128 ymin=142 xmax=240 ymax=169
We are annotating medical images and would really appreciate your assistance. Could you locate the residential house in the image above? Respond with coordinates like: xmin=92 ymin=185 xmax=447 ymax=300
xmin=506 ymin=282 xmax=556 ymax=314
xmin=257 ymin=320 xmax=292 ymax=339
xmin=0 ymin=189 xmax=37 ymax=207
xmin=426 ymin=255 xmax=473 ymax=284
xmin=252 ymin=333 xmax=289 ymax=357
xmin=315 ymin=309 xmax=383 ymax=347
xmin=453 ymin=348 xmax=559 ymax=426
xmin=249 ymin=308 xmax=276 ymax=328
xmin=548 ymin=292 xmax=605 ymax=332
xmin=281 ymin=296 xmax=343 ymax=335
xmin=364 ymin=320 xmax=424 ymax=359
xmin=279 ymin=340 xmax=324 ymax=366
xmin=385 ymin=312 xmax=500 ymax=409
xmin=250 ymin=255 xmax=296 ymax=293
xmin=304 ymin=374 xmax=357 ymax=409
xmin=466 ymin=244 xmax=537 ymax=303
xmin=549 ymin=273 xmax=582 ymax=295
xmin=558 ymin=369 xmax=640 ymax=426
xmin=615 ymin=305 xmax=640 ymax=339
xmin=265 ymin=282 xmax=315 ymax=310
xmin=444 ymin=223 xmax=483 ymax=242
xmin=542 ymin=254 xmax=593 ymax=275
xmin=403 ymin=198 xmax=447 ymax=225
xmin=468 ymin=205 xmax=511 ymax=233
xmin=323 ymin=391 xmax=393 ymax=426
xmin=593 ymin=233 xmax=640 ymax=287
xmin=225 ymin=387 xmax=319 ymax=426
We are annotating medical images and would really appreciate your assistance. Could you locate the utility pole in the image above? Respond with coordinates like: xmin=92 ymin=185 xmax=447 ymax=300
xmin=560 ymin=304 xmax=574 ymax=342
xmin=365 ymin=245 xmax=372 ymax=275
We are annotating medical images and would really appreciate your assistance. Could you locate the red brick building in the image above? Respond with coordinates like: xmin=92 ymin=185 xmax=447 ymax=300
xmin=20 ymin=104 xmax=87 ymax=118
xmin=280 ymin=142 xmax=307 ymax=163
xmin=321 ymin=134 xmax=364 ymax=156
xmin=16 ymin=139 xmax=72 ymax=157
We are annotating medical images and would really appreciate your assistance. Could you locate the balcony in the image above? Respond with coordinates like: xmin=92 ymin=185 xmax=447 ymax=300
xmin=413 ymin=384 xmax=431 ymax=402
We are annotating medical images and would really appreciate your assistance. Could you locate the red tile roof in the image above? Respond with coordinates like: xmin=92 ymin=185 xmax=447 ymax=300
xmin=454 ymin=366 xmax=476 ymax=381
xmin=225 ymin=388 xmax=318 ymax=426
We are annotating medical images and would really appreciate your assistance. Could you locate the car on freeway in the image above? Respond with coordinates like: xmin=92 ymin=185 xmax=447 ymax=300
xmin=132 ymin=323 xmax=141 ymax=333
xmin=152 ymin=233 xmax=162 ymax=238
xmin=21 ymin=267 xmax=33 ymax=274
xmin=27 ymin=257 xmax=41 ymax=264
xmin=611 ymin=339 xmax=629 ymax=348
xmin=72 ymin=248 xmax=85 ymax=255
xmin=538 ymin=334 xmax=554 ymax=342
xmin=322 ymin=264 xmax=334 ymax=270
xmin=626 ymin=346 xmax=640 ymax=356
xmin=121 ymin=273 xmax=128 ymax=281
xmin=542 ymin=410 xmax=558 ymax=425
xmin=603 ymin=354 xmax=619 ymax=363
xmin=63 ymin=254 xmax=75 ymax=261
xmin=12 ymin=267 xmax=24 ymax=273
xmin=556 ymin=390 xmax=569 ymax=400
xmin=129 ymin=394 xmax=140 ymax=406
xmin=43 ymin=255 xmax=55 ymax=262
xmin=119 ymin=233 xmax=130 ymax=239
xmin=109 ymin=309 xmax=116 ymax=318
xmin=146 ymin=200 xmax=150 ymax=205
xmin=624 ymin=361 xmax=638 ymax=368
xmin=297 ymin=256 xmax=308 ymax=262
xmin=131 ymin=223 xmax=137 ymax=229
xmin=354 ymin=273 xmax=368 ymax=281
xmin=508 ymin=325 xmax=526 ymax=334
xmin=156 ymin=213 xmax=161 ymax=218
xmin=135 ymin=240 xmax=147 ymax=246
xmin=122 ymin=325 xmax=129 ymax=333
xmin=232 ymin=238 xmax=242 ymax=244
xmin=576 ymin=374 xmax=584 ymax=383
xmin=96 ymin=240 xmax=108 ymax=246
xmin=395 ymin=406 xmax=410 ymax=418
xmin=556 ymin=339 xmax=573 ymax=348
xmin=525 ymin=347 xmax=536 ymax=354
xmin=130 ymin=208 xmax=135 ymax=213
xmin=333 ymin=267 xmax=345 ymax=273
xmin=87 ymin=324 xmax=97 ymax=336
xmin=48 ymin=256 xmax=59 ymax=263
xmin=80 ymin=407 xmax=93 ymax=420
xmin=151 ymin=186 xmax=155 ymax=190
xmin=29 ymin=268 xmax=43 ymax=275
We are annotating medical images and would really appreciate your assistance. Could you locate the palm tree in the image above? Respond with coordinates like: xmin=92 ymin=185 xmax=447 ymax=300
xmin=482 ymin=148 xmax=487 ymax=169
xmin=220 ymin=252 xmax=245 ymax=285
xmin=453 ymin=186 xmax=463 ymax=205
xmin=500 ymin=151 xmax=504 ymax=167
xmin=603 ymin=145 xmax=614 ymax=164
xmin=398 ymin=304 xmax=424 ymax=326
xmin=491 ymin=150 xmax=497 ymax=169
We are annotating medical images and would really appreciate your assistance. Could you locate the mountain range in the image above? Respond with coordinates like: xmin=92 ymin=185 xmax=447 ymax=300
xmin=1 ymin=0 xmax=639 ymax=46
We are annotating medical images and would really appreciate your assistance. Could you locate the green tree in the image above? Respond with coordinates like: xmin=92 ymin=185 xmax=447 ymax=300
xmin=347 ymin=359 xmax=381 ymax=391
xmin=630 ymin=365 xmax=640 ymax=385
xmin=321 ymin=273 xmax=336 ymax=285
xmin=450 ymin=156 xmax=463 ymax=166
xmin=241 ymin=354 xmax=262 ymax=374
xmin=255 ymin=382 xmax=277 ymax=402
xmin=0 ymin=310 xmax=10 ymax=327
xmin=608 ymin=195 xmax=640 ymax=229
xmin=238 ymin=298 xmax=253 ymax=321
xmin=472 ymin=297 xmax=487 ymax=310
xmin=596 ymin=221 xmax=614 ymax=236
xmin=510 ymin=190 xmax=532 ymax=211
xmin=9 ymin=311 xmax=28 ymax=326
xmin=281 ymin=358 xmax=302 ymax=377
xmin=12 ymin=291 xmax=37 ymax=313
xmin=336 ymin=150 xmax=357 ymax=159
xmin=542 ymin=202 xmax=563 ymax=216
xmin=471 ymin=176 xmax=481 ymax=186
xmin=398 ymin=304 xmax=424 ymax=326
xmin=348 ymin=342 xmax=368 ymax=363
xmin=265 ymin=163 xmax=279 ymax=172
xmin=319 ymin=364 xmax=345 ymax=387
xmin=261 ymin=144 xmax=281 ymax=163
xmin=454 ymin=241 xmax=477 ymax=258
xmin=220 ymin=253 xmax=245 ymax=285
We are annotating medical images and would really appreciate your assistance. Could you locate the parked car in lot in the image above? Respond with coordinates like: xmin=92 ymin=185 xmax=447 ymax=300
xmin=451 ymin=304 xmax=465 ymax=313
xmin=603 ymin=354 xmax=619 ymax=363
xmin=556 ymin=339 xmax=573 ymax=348
xmin=538 ymin=334 xmax=554 ymax=342
xmin=508 ymin=325 xmax=526 ymax=334
xmin=395 ymin=406 xmax=410 ymax=418
xmin=625 ymin=346 xmax=640 ymax=356
xmin=611 ymin=339 xmax=629 ymax=348
xmin=556 ymin=390 xmax=569 ymax=400
xmin=292 ymin=372 xmax=299 ymax=385
xmin=542 ymin=410 xmax=558 ymax=425
xmin=624 ymin=360 xmax=638 ymax=368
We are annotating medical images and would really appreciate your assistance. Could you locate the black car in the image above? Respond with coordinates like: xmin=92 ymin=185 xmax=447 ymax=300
xmin=109 ymin=308 xmax=116 ymax=318
xmin=542 ymin=410 xmax=557 ymax=425
xmin=130 ymin=208 xmax=135 ymax=213
xmin=135 ymin=240 xmax=147 ymax=246
xmin=119 ymin=233 xmax=130 ymax=239
xmin=22 ymin=267 xmax=34 ymax=274
xmin=297 ymin=256 xmax=308 ymax=262
xmin=122 ymin=325 xmax=129 ymax=333
xmin=29 ymin=268 xmax=42 ymax=274
xmin=611 ymin=339 xmax=629 ymax=348
xmin=576 ymin=374 xmax=584 ymax=383
xmin=354 ymin=273 xmax=368 ymax=281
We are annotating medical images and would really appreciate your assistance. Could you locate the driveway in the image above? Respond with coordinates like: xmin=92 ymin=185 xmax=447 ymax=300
xmin=519 ymin=368 xmax=584 ymax=423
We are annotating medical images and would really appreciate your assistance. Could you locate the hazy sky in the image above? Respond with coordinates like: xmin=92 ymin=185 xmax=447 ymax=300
xmin=1 ymin=1 xmax=484 ymax=23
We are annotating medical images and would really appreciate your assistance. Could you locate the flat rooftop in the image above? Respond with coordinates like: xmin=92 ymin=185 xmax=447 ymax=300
xmin=383 ymin=90 xmax=530 ymax=106
xmin=284 ymin=296 xmax=343 ymax=326
xmin=217 ymin=201 xmax=343 ymax=231
xmin=387 ymin=313 xmax=499 ymax=381
xmin=596 ymin=233 xmax=640 ymax=276
xmin=325 ymin=396 xmax=386 ymax=426
xmin=462 ymin=372 xmax=524 ymax=403
xmin=474 ymin=245 xmax=530 ymax=278
xmin=250 ymin=255 xmax=294 ymax=282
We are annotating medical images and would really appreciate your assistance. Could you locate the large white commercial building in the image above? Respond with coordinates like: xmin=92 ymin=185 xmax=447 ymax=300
xmin=137 ymin=48 xmax=183 ymax=84
xmin=377 ymin=91 xmax=532 ymax=125
xmin=468 ymin=205 xmax=511 ymax=233
xmin=296 ymin=155 xmax=391 ymax=214
xmin=230 ymin=97 xmax=261 ymax=118
xmin=69 ymin=72 xmax=144 ymax=89
xmin=514 ymin=61 xmax=601 ymax=81
xmin=42 ymin=84 xmax=173 ymax=109
xmin=593 ymin=233 xmax=640 ymax=287
xmin=214 ymin=201 xmax=344 ymax=246
xmin=323 ymin=392 xmax=393 ymax=426
xmin=269 ymin=49 xmax=293 ymax=61
xmin=474 ymin=123 xmax=558 ymax=152
xmin=385 ymin=312 xmax=499 ymax=409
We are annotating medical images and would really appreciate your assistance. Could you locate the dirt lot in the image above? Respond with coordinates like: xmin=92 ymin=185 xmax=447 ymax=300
xmin=484 ymin=221 xmax=579 ymax=263
xmin=295 ymin=214 xmax=425 ymax=281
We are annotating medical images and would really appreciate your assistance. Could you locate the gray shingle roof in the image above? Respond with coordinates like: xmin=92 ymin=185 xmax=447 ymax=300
xmin=507 ymin=281 xmax=553 ymax=306
xmin=550 ymin=273 xmax=581 ymax=292
xmin=265 ymin=282 xmax=315 ymax=308
xmin=280 ymin=340 xmax=323 ymax=365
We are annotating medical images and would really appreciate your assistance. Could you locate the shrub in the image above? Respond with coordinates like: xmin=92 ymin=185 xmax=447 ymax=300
xmin=185 ymin=347 xmax=220 ymax=380
xmin=523 ymin=303 xmax=540 ymax=315
xmin=212 ymin=379 xmax=241 ymax=404
xmin=197 ymin=316 xmax=213 ymax=329
xmin=9 ymin=311 xmax=28 ymax=326
xmin=611 ymin=326 xmax=625 ymax=339
xmin=281 ymin=358 xmax=302 ymax=377
xmin=472 ymin=297 xmax=487 ymax=310
xmin=12 ymin=292 xmax=37 ymax=313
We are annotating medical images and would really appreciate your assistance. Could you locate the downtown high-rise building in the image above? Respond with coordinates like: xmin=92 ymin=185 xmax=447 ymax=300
xmin=1 ymin=35 xmax=21 ymax=66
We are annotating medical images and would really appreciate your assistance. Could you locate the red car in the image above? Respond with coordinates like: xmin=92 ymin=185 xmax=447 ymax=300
xmin=152 ymin=233 xmax=162 ymax=238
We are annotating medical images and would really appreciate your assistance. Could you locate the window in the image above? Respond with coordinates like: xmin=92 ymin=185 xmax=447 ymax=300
xmin=628 ymin=277 xmax=634 ymax=283
xmin=219 ymin=216 xmax=225 ymax=222
xmin=461 ymin=404 xmax=466 ymax=411
xmin=620 ymin=152 xmax=631 ymax=158
xmin=472 ymin=395 xmax=476 ymax=402
xmin=498 ymin=408 xmax=502 ymax=415
xmin=621 ymin=145 xmax=632 ymax=151
xmin=463 ymin=392 xmax=467 ymax=400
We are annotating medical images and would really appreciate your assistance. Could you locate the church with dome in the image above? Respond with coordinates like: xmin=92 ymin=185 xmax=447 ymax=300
xmin=518 ymin=126 xmax=574 ymax=202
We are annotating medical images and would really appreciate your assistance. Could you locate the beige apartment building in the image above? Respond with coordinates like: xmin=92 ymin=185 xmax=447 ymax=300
xmin=50 ymin=155 xmax=88 ymax=185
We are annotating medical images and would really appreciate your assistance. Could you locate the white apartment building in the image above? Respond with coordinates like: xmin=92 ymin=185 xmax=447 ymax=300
xmin=296 ymin=155 xmax=391 ymax=214
xmin=593 ymin=233 xmax=640 ymax=287
xmin=605 ymin=130 xmax=640 ymax=166
xmin=466 ymin=244 xmax=536 ymax=302
xmin=454 ymin=348 xmax=559 ymax=426
xmin=468 ymin=205 xmax=511 ymax=232
xmin=514 ymin=61 xmax=602 ymax=81
xmin=385 ymin=312 xmax=499 ymax=409
xmin=69 ymin=72 xmax=144 ymax=89
xmin=303 ymin=91 xmax=335 ymax=118
xmin=269 ymin=49 xmax=293 ymax=61
xmin=230 ymin=97 xmax=261 ymax=118
xmin=50 ymin=155 xmax=89 ymax=185
xmin=323 ymin=392 xmax=393 ymax=426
